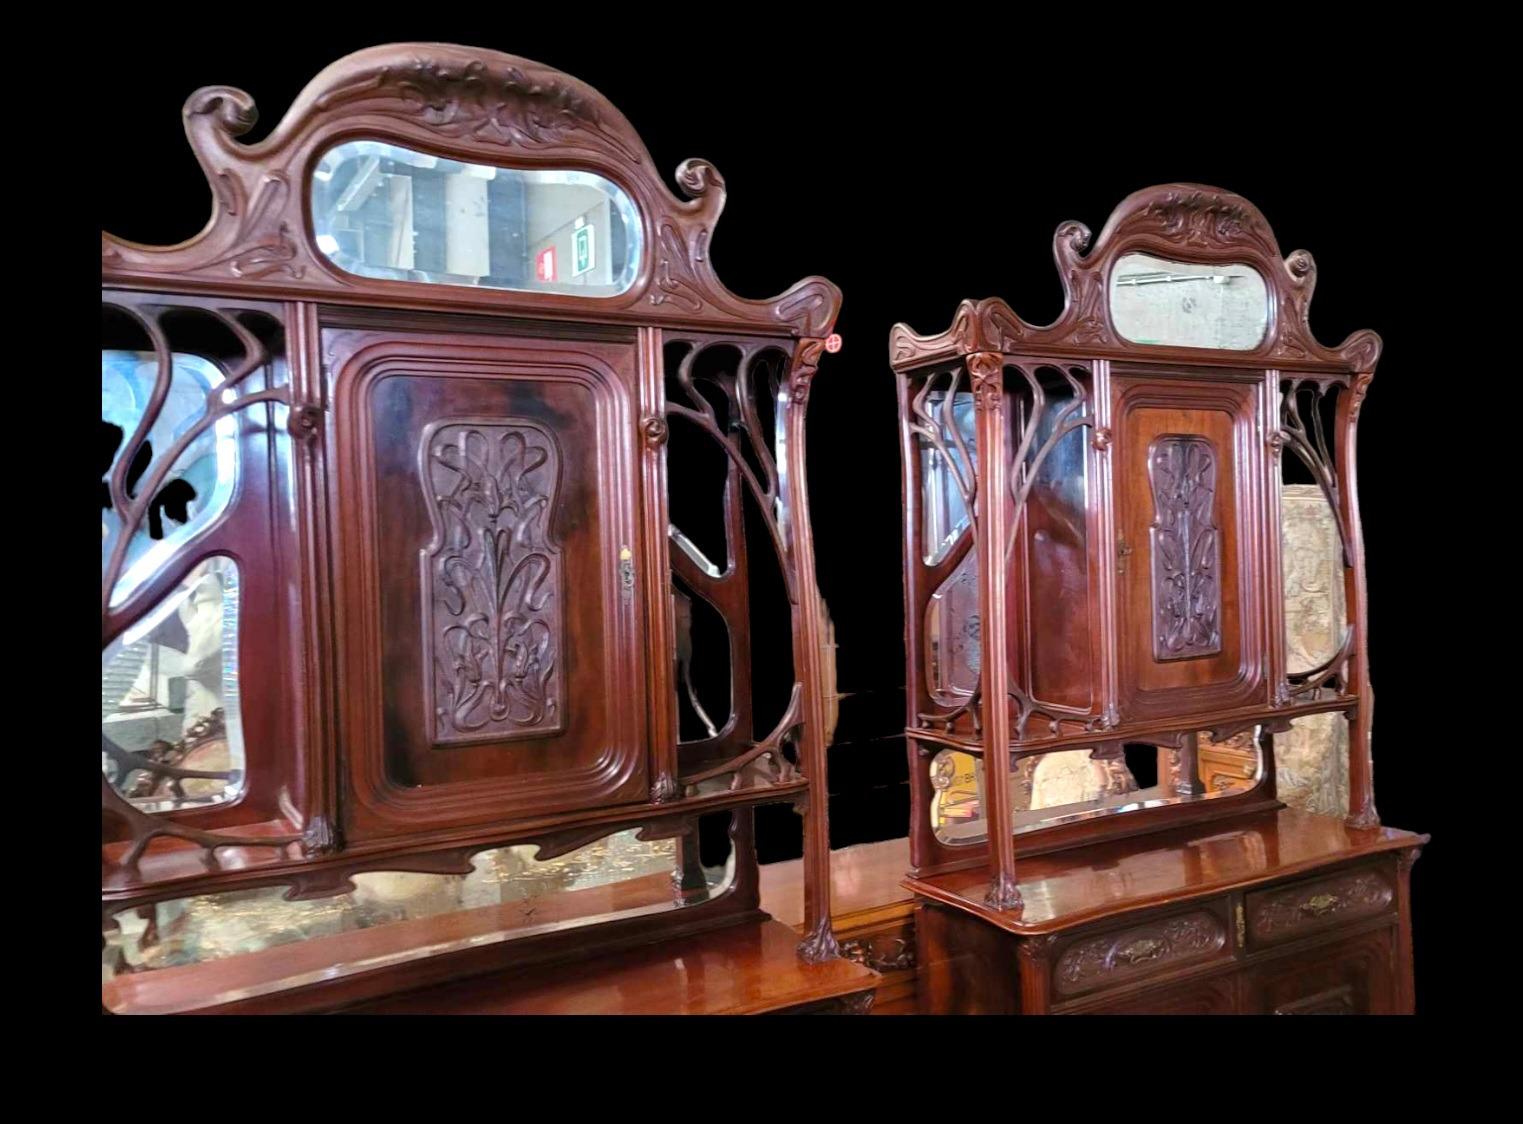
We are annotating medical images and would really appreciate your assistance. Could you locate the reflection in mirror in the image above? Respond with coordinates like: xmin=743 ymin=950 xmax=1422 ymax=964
xmin=1280 ymin=483 xmax=1348 ymax=677
xmin=311 ymin=140 xmax=642 ymax=296
xmin=102 ymin=350 xmax=238 ymax=607
xmin=102 ymin=821 xmax=735 ymax=1013
xmin=919 ymin=388 xmax=976 ymax=564
xmin=930 ymin=734 xmax=1262 ymax=846
xmin=672 ymin=580 xmax=733 ymax=741
xmin=925 ymin=552 xmax=980 ymax=701
xmin=102 ymin=556 xmax=245 ymax=812
xmin=1109 ymin=253 xmax=1268 ymax=350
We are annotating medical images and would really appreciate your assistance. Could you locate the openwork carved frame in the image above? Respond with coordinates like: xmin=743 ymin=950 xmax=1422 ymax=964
xmin=100 ymin=42 xmax=846 ymax=1006
xmin=892 ymin=184 xmax=1384 ymax=895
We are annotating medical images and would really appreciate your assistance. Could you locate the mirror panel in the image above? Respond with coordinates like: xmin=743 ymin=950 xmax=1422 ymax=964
xmin=102 ymin=350 xmax=239 ymax=608
xmin=103 ymin=822 xmax=734 ymax=1013
xmin=1109 ymin=252 xmax=1268 ymax=350
xmin=919 ymin=388 xmax=976 ymax=564
xmin=102 ymin=556 xmax=246 ymax=812
xmin=311 ymin=140 xmax=642 ymax=297
xmin=929 ymin=734 xmax=1263 ymax=846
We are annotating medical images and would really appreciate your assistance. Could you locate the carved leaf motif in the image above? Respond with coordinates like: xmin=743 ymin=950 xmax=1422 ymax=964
xmin=1054 ymin=912 xmax=1225 ymax=995
xmin=423 ymin=421 xmax=564 ymax=743
xmin=1149 ymin=435 xmax=1222 ymax=660
xmin=1249 ymin=869 xmax=1393 ymax=940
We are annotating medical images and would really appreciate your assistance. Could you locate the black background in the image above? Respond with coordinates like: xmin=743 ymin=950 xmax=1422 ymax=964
xmin=93 ymin=21 xmax=1481 ymax=1018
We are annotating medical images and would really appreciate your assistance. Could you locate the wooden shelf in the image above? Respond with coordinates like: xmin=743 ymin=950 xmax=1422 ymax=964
xmin=906 ymin=808 xmax=1427 ymax=936
xmin=351 ymin=919 xmax=879 ymax=1014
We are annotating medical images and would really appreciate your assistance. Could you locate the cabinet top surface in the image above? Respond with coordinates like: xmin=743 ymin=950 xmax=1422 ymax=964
xmin=906 ymin=809 xmax=1425 ymax=935
xmin=355 ymin=919 xmax=878 ymax=1015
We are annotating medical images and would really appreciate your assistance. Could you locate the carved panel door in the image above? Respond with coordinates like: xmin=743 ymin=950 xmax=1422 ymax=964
xmin=1111 ymin=368 xmax=1266 ymax=722
xmin=325 ymin=323 xmax=648 ymax=841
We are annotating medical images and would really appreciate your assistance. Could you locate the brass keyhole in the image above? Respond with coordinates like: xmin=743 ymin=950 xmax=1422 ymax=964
xmin=1117 ymin=535 xmax=1133 ymax=574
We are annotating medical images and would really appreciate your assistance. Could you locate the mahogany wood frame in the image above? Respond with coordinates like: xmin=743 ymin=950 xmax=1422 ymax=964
xmin=100 ymin=42 xmax=845 ymax=1011
xmin=890 ymin=184 xmax=1385 ymax=894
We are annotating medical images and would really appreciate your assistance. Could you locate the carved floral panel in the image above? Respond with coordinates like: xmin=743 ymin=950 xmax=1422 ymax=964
xmin=1054 ymin=909 xmax=1227 ymax=997
xmin=422 ymin=420 xmax=565 ymax=744
xmin=1248 ymin=868 xmax=1393 ymax=945
xmin=1149 ymin=434 xmax=1222 ymax=660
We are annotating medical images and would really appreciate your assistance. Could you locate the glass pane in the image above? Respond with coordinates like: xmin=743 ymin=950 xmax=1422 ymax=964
xmin=1109 ymin=252 xmax=1268 ymax=350
xmin=102 ymin=826 xmax=732 ymax=1014
xmin=311 ymin=140 xmax=642 ymax=297
xmin=1280 ymin=483 xmax=1348 ymax=675
xmin=930 ymin=736 xmax=1260 ymax=846
xmin=102 ymin=557 xmax=245 ymax=812
xmin=919 ymin=389 xmax=977 ymax=564
xmin=102 ymin=350 xmax=238 ymax=607
xmin=925 ymin=550 xmax=980 ymax=700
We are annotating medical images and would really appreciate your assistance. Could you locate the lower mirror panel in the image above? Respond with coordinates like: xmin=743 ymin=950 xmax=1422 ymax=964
xmin=929 ymin=732 xmax=1265 ymax=847
xmin=103 ymin=820 xmax=736 ymax=1014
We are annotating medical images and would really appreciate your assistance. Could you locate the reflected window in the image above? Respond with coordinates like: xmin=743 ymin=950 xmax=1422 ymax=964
xmin=1109 ymin=253 xmax=1268 ymax=350
xmin=311 ymin=140 xmax=642 ymax=297
xmin=102 ymin=557 xmax=245 ymax=812
xmin=919 ymin=389 xmax=977 ymax=564
xmin=102 ymin=351 xmax=238 ymax=607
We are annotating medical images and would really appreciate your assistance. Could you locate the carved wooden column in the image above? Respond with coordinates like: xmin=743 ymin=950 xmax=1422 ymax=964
xmin=784 ymin=337 xmax=839 ymax=961
xmin=1394 ymin=845 xmax=1422 ymax=1014
xmin=638 ymin=327 xmax=680 ymax=804
xmin=969 ymin=351 xmax=1021 ymax=911
xmin=1338 ymin=372 xmax=1379 ymax=829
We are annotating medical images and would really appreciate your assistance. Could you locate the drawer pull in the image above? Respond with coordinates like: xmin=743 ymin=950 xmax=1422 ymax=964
xmin=1300 ymin=892 xmax=1341 ymax=917
xmin=1117 ymin=938 xmax=1166 ymax=965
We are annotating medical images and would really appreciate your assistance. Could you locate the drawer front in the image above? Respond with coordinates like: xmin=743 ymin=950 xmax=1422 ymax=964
xmin=1052 ymin=901 xmax=1232 ymax=1000
xmin=1075 ymin=971 xmax=1238 ymax=1015
xmin=1242 ymin=928 xmax=1396 ymax=1014
xmin=838 ymin=916 xmax=918 ymax=1015
xmin=1245 ymin=862 xmax=1395 ymax=948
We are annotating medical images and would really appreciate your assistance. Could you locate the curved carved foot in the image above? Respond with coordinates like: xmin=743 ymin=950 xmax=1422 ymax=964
xmin=1346 ymin=802 xmax=1381 ymax=830
xmin=985 ymin=872 xmax=1024 ymax=912
xmin=302 ymin=814 xmax=340 ymax=857
xmin=797 ymin=917 xmax=841 ymax=963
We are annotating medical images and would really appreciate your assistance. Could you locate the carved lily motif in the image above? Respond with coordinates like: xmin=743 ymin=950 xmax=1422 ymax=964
xmin=428 ymin=423 xmax=561 ymax=739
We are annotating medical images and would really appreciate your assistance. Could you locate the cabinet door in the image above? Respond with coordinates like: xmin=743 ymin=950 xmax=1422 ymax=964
xmin=1111 ymin=369 xmax=1266 ymax=721
xmin=1241 ymin=928 xmax=1397 ymax=1014
xmin=326 ymin=326 xmax=648 ymax=841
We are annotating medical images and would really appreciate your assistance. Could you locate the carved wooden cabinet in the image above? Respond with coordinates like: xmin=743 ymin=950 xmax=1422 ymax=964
xmin=890 ymin=185 xmax=1426 ymax=1014
xmin=100 ymin=43 xmax=874 ymax=1014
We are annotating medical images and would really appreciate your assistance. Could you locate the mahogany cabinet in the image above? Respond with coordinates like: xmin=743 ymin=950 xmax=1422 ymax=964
xmin=100 ymin=43 xmax=874 ymax=1014
xmin=889 ymin=185 xmax=1426 ymax=1013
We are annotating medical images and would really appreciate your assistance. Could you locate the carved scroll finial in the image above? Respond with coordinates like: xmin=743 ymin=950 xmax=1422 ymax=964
xmin=675 ymin=158 xmax=725 ymax=201
xmin=185 ymin=86 xmax=259 ymax=138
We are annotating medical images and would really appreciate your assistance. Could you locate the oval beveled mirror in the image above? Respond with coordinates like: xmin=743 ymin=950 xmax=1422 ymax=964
xmin=1109 ymin=252 xmax=1269 ymax=350
xmin=310 ymin=139 xmax=643 ymax=297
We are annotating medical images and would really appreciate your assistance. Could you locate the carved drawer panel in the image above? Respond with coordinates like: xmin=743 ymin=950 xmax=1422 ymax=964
xmin=839 ymin=916 xmax=918 ymax=1015
xmin=1070 ymin=971 xmax=1238 ymax=1015
xmin=1051 ymin=902 xmax=1231 ymax=1000
xmin=1245 ymin=863 xmax=1394 ymax=948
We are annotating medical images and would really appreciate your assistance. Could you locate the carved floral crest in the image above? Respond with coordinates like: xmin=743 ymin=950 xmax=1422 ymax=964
xmin=890 ymin=183 xmax=1381 ymax=374
xmin=102 ymin=43 xmax=839 ymax=339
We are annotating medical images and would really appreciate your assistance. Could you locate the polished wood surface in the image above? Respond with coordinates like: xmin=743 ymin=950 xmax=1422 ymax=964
xmin=355 ymin=919 xmax=876 ymax=1014
xmin=761 ymin=838 xmax=913 ymax=927
xmin=762 ymin=840 xmax=918 ymax=1012
xmin=906 ymin=807 xmax=1425 ymax=935
xmin=100 ymin=42 xmax=850 ymax=1013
